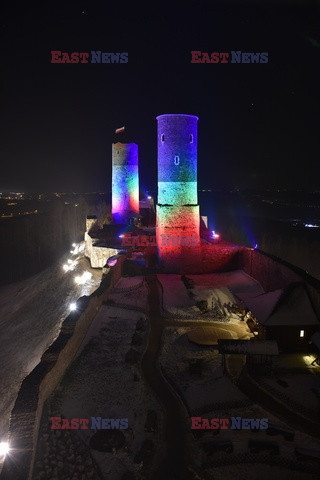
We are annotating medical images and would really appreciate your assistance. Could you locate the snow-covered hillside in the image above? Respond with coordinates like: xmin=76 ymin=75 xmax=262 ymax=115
xmin=0 ymin=242 xmax=102 ymax=447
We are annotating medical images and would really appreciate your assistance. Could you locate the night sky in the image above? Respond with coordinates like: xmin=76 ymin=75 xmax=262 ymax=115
xmin=0 ymin=0 xmax=319 ymax=193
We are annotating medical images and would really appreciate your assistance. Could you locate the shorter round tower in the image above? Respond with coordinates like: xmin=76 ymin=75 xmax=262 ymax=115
xmin=112 ymin=142 xmax=139 ymax=223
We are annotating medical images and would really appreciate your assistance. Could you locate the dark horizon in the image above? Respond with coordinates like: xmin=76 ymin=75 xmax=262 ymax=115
xmin=1 ymin=0 xmax=319 ymax=193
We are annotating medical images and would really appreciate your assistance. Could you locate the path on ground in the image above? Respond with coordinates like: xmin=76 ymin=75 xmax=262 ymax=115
xmin=142 ymin=275 xmax=194 ymax=480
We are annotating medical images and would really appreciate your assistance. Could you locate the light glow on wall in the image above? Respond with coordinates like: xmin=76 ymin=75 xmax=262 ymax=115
xmin=74 ymin=271 xmax=92 ymax=285
xmin=112 ymin=143 xmax=139 ymax=223
xmin=62 ymin=259 xmax=78 ymax=272
xmin=156 ymin=114 xmax=200 ymax=264
xmin=0 ymin=442 xmax=10 ymax=457
xmin=107 ymin=256 xmax=118 ymax=267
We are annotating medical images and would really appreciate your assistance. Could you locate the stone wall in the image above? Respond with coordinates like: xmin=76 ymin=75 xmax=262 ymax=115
xmin=155 ymin=244 xmax=320 ymax=320
xmin=84 ymin=231 xmax=120 ymax=268
xmin=0 ymin=255 xmax=126 ymax=480
xmin=157 ymin=243 xmax=243 ymax=274
xmin=239 ymin=248 xmax=300 ymax=291
xmin=200 ymin=244 xmax=243 ymax=273
xmin=218 ymin=213 xmax=320 ymax=281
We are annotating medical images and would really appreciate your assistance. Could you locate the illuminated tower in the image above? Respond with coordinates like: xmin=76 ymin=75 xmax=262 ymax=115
xmin=156 ymin=114 xmax=200 ymax=270
xmin=112 ymin=142 xmax=139 ymax=223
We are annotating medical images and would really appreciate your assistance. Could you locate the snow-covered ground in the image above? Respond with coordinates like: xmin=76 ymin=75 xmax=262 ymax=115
xmin=112 ymin=276 xmax=144 ymax=291
xmin=160 ymin=327 xmax=250 ymax=414
xmin=0 ymin=242 xmax=102 ymax=448
xmin=188 ymin=271 xmax=265 ymax=296
xmin=107 ymin=277 xmax=148 ymax=311
xmin=257 ymin=373 xmax=320 ymax=415
xmin=33 ymin=303 xmax=164 ymax=480
xmin=158 ymin=274 xmax=195 ymax=313
xmin=205 ymin=464 xmax=318 ymax=480
xmin=160 ymin=327 xmax=320 ymax=479
xmin=158 ymin=270 xmax=264 ymax=320
xmin=187 ymin=401 xmax=320 ymax=479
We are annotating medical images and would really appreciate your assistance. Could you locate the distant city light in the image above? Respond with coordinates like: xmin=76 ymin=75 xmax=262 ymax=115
xmin=304 ymin=223 xmax=319 ymax=228
xmin=67 ymin=259 xmax=72 ymax=264
xmin=147 ymin=196 xmax=152 ymax=199
xmin=69 ymin=302 xmax=77 ymax=311
xmin=119 ymin=234 xmax=124 ymax=239
xmin=72 ymin=243 xmax=76 ymax=247
xmin=254 ymin=243 xmax=258 ymax=249
xmin=0 ymin=442 xmax=10 ymax=456
xmin=211 ymin=230 xmax=220 ymax=239
xmin=62 ymin=264 xmax=69 ymax=271
xmin=300 ymin=329 xmax=305 ymax=338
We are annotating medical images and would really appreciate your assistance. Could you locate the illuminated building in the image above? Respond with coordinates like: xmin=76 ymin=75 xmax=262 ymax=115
xmin=112 ymin=142 xmax=139 ymax=223
xmin=156 ymin=114 xmax=200 ymax=270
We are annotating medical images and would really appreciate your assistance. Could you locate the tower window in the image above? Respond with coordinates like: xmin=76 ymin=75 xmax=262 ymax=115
xmin=189 ymin=134 xmax=193 ymax=143
xmin=300 ymin=330 xmax=304 ymax=338
xmin=161 ymin=134 xmax=165 ymax=143
xmin=174 ymin=155 xmax=180 ymax=165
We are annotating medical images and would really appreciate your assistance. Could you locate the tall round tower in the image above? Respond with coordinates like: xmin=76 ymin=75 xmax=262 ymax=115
xmin=156 ymin=114 xmax=200 ymax=271
xmin=112 ymin=142 xmax=139 ymax=224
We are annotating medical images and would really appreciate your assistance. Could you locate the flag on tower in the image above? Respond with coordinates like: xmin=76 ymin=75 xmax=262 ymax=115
xmin=115 ymin=126 xmax=125 ymax=134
